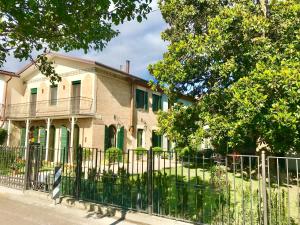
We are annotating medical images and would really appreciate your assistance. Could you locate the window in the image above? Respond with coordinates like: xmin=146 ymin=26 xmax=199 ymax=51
xmin=137 ymin=129 xmax=144 ymax=147
xmin=152 ymin=94 xmax=162 ymax=112
xmin=50 ymin=85 xmax=58 ymax=105
xmin=152 ymin=131 xmax=162 ymax=147
xmin=136 ymin=89 xmax=148 ymax=110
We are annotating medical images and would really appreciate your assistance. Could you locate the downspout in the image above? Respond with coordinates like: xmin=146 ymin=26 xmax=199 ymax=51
xmin=129 ymin=79 xmax=135 ymax=135
xmin=0 ymin=76 xmax=12 ymax=128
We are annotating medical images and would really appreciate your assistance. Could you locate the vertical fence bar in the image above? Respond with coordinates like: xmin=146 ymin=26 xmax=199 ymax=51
xmin=261 ymin=151 xmax=268 ymax=225
xmin=75 ymin=145 xmax=82 ymax=200
xmin=23 ymin=144 xmax=31 ymax=190
xmin=147 ymin=147 xmax=153 ymax=215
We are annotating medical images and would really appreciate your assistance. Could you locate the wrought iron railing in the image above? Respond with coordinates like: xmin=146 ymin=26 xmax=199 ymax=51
xmin=6 ymin=97 xmax=94 ymax=118
xmin=0 ymin=145 xmax=299 ymax=224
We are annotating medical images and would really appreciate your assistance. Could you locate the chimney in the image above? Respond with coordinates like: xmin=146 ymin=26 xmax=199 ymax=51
xmin=125 ymin=60 xmax=130 ymax=73
xmin=120 ymin=65 xmax=123 ymax=71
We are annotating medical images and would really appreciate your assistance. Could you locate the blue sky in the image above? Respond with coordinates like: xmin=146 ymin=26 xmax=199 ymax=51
xmin=1 ymin=1 xmax=168 ymax=81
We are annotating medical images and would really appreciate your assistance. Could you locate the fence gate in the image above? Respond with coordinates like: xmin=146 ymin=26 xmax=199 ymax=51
xmin=26 ymin=144 xmax=53 ymax=192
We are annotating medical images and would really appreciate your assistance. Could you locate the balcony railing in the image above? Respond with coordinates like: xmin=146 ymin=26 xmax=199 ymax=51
xmin=6 ymin=97 xmax=94 ymax=118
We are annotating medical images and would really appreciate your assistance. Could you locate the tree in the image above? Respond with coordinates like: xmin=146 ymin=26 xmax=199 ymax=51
xmin=0 ymin=0 xmax=152 ymax=83
xmin=149 ymin=0 xmax=300 ymax=154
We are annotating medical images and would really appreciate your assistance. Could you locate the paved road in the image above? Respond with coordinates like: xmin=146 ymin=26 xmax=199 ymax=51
xmin=0 ymin=192 xmax=136 ymax=225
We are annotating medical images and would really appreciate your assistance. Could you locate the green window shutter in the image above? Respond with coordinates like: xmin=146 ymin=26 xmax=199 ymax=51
xmin=152 ymin=94 xmax=162 ymax=112
xmin=31 ymin=88 xmax=37 ymax=94
xmin=39 ymin=128 xmax=46 ymax=160
xmin=117 ymin=126 xmax=124 ymax=151
xmin=136 ymin=89 xmax=144 ymax=109
xmin=72 ymin=80 xmax=81 ymax=85
xmin=104 ymin=125 xmax=109 ymax=151
xmin=20 ymin=128 xmax=26 ymax=146
xmin=60 ymin=127 xmax=69 ymax=162
xmin=33 ymin=128 xmax=39 ymax=143
xmin=39 ymin=128 xmax=46 ymax=147
xmin=158 ymin=95 xmax=162 ymax=110
xmin=144 ymin=91 xmax=148 ymax=110
xmin=152 ymin=131 xmax=162 ymax=147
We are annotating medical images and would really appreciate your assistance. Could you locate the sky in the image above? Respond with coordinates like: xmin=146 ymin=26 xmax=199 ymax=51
xmin=1 ymin=0 xmax=168 ymax=81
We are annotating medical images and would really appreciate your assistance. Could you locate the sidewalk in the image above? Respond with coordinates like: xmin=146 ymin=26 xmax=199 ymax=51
xmin=0 ymin=186 xmax=191 ymax=225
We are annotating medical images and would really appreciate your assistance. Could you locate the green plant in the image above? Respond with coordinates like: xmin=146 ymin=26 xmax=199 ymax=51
xmin=135 ymin=147 xmax=147 ymax=160
xmin=152 ymin=147 xmax=163 ymax=156
xmin=10 ymin=157 xmax=25 ymax=172
xmin=0 ymin=129 xmax=7 ymax=145
xmin=82 ymin=148 xmax=92 ymax=161
xmin=105 ymin=147 xmax=122 ymax=164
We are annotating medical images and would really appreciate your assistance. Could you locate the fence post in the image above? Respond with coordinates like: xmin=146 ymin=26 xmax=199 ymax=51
xmin=75 ymin=145 xmax=83 ymax=200
xmin=147 ymin=147 xmax=153 ymax=215
xmin=23 ymin=144 xmax=31 ymax=190
xmin=261 ymin=150 xmax=268 ymax=225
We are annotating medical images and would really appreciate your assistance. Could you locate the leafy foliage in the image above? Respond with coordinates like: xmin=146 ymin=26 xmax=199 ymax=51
xmin=0 ymin=0 xmax=152 ymax=82
xmin=150 ymin=0 xmax=300 ymax=154
xmin=105 ymin=147 xmax=122 ymax=163
xmin=135 ymin=147 xmax=147 ymax=159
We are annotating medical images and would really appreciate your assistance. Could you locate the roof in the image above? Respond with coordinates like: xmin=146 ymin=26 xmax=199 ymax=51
xmin=16 ymin=52 xmax=146 ymax=83
xmin=0 ymin=70 xmax=17 ymax=77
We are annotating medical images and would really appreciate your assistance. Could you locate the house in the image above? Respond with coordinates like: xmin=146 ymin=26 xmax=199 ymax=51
xmin=2 ymin=53 xmax=191 ymax=162
xmin=0 ymin=70 xmax=18 ymax=128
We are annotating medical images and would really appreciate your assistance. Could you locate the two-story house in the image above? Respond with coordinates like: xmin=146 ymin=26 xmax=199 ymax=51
xmin=3 ymin=53 xmax=191 ymax=162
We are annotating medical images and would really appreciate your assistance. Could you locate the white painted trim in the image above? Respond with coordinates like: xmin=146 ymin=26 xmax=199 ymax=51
xmin=45 ymin=118 xmax=51 ymax=161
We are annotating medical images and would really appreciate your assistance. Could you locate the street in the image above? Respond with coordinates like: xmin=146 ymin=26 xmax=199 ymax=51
xmin=0 ymin=191 xmax=137 ymax=225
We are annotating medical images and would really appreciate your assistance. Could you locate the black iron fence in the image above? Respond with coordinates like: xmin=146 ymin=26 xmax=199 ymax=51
xmin=0 ymin=145 xmax=299 ymax=225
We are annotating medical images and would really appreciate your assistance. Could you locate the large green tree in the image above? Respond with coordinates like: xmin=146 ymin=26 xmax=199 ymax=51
xmin=0 ymin=0 xmax=152 ymax=82
xmin=149 ymin=0 xmax=300 ymax=154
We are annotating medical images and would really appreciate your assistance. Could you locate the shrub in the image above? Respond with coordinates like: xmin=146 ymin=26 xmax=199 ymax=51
xmin=0 ymin=129 xmax=7 ymax=145
xmin=82 ymin=148 xmax=92 ymax=161
xmin=105 ymin=147 xmax=122 ymax=163
xmin=135 ymin=147 xmax=147 ymax=160
xmin=152 ymin=147 xmax=163 ymax=156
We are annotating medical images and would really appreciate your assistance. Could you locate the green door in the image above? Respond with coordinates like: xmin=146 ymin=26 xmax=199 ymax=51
xmin=117 ymin=126 xmax=124 ymax=151
xmin=39 ymin=127 xmax=46 ymax=160
xmin=48 ymin=125 xmax=56 ymax=161
xmin=60 ymin=126 xmax=69 ymax=162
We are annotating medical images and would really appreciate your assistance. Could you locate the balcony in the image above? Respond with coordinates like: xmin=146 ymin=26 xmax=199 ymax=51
xmin=6 ymin=97 xmax=94 ymax=119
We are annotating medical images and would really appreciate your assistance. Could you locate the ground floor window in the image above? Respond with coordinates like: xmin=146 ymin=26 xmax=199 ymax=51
xmin=152 ymin=130 xmax=162 ymax=148
xmin=108 ymin=125 xmax=117 ymax=148
xmin=137 ymin=129 xmax=144 ymax=147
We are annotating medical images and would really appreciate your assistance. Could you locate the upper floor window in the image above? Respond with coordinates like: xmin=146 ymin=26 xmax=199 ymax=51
xmin=136 ymin=89 xmax=148 ymax=110
xmin=50 ymin=85 xmax=58 ymax=105
xmin=152 ymin=94 xmax=162 ymax=112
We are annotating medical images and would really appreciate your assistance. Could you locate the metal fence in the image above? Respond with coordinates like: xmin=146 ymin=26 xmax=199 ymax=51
xmin=0 ymin=145 xmax=299 ymax=225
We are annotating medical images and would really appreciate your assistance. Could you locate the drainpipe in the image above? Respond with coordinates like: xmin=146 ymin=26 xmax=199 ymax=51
xmin=0 ymin=76 xmax=12 ymax=128
xmin=130 ymin=80 xmax=135 ymax=135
